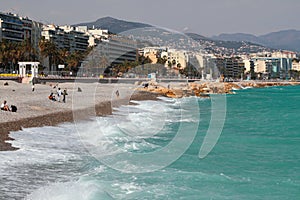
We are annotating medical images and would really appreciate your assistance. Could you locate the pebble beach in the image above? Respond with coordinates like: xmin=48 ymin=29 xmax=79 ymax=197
xmin=0 ymin=80 xmax=159 ymax=151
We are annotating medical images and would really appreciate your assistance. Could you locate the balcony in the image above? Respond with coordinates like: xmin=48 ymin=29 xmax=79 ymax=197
xmin=2 ymin=35 xmax=23 ymax=42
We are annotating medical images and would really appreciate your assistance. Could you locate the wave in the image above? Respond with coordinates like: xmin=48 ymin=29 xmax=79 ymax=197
xmin=26 ymin=179 xmax=114 ymax=200
xmin=1 ymin=97 xmax=204 ymax=199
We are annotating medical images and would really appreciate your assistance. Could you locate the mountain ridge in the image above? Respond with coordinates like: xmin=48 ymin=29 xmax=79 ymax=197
xmin=74 ymin=17 xmax=300 ymax=52
xmin=74 ymin=16 xmax=152 ymax=34
xmin=212 ymin=29 xmax=300 ymax=52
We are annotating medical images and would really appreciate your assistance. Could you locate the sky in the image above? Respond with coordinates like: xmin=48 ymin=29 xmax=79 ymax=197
xmin=1 ymin=0 xmax=300 ymax=37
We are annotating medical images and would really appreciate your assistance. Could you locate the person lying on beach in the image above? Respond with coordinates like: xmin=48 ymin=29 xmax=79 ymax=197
xmin=48 ymin=93 xmax=56 ymax=101
xmin=1 ymin=100 xmax=11 ymax=111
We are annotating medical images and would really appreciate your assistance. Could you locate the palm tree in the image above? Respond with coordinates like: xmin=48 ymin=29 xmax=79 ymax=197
xmin=39 ymin=39 xmax=59 ymax=72
xmin=0 ymin=40 xmax=40 ymax=73
xmin=5 ymin=42 xmax=17 ymax=72
xmin=20 ymin=40 xmax=36 ymax=61
xmin=65 ymin=51 xmax=87 ymax=74
xmin=0 ymin=41 xmax=7 ymax=71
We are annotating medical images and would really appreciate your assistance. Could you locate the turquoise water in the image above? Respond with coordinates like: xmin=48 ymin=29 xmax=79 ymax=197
xmin=0 ymin=86 xmax=299 ymax=199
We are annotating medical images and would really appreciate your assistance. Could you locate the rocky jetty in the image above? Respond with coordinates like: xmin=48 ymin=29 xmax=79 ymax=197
xmin=137 ymin=81 xmax=300 ymax=98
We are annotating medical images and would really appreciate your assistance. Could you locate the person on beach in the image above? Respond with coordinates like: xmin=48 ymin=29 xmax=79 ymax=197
xmin=1 ymin=100 xmax=11 ymax=111
xmin=10 ymin=105 xmax=17 ymax=112
xmin=57 ymin=88 xmax=62 ymax=102
xmin=32 ymin=83 xmax=35 ymax=92
xmin=62 ymin=89 xmax=68 ymax=103
xmin=48 ymin=93 xmax=56 ymax=101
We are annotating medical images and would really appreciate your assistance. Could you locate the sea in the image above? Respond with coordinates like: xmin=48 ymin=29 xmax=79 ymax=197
xmin=0 ymin=85 xmax=299 ymax=200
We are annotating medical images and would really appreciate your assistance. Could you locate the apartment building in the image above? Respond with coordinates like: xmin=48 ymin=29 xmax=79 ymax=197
xmin=42 ymin=25 xmax=89 ymax=52
xmin=87 ymin=28 xmax=109 ymax=47
xmin=292 ymin=60 xmax=300 ymax=71
xmin=252 ymin=57 xmax=292 ymax=79
xmin=215 ymin=57 xmax=245 ymax=79
xmin=0 ymin=12 xmax=42 ymax=47
xmin=161 ymin=49 xmax=188 ymax=70
xmin=81 ymin=35 xmax=138 ymax=76
xmin=0 ymin=12 xmax=23 ymax=42
xmin=272 ymin=51 xmax=297 ymax=59
xmin=193 ymin=53 xmax=220 ymax=79
xmin=99 ymin=35 xmax=137 ymax=65
xmin=140 ymin=47 xmax=168 ymax=63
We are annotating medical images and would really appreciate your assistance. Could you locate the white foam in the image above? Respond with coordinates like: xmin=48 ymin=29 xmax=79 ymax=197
xmin=0 ymin=97 xmax=201 ymax=198
xmin=76 ymin=99 xmax=177 ymax=153
xmin=26 ymin=180 xmax=113 ymax=200
xmin=2 ymin=124 xmax=84 ymax=165
xmin=0 ymin=123 xmax=90 ymax=198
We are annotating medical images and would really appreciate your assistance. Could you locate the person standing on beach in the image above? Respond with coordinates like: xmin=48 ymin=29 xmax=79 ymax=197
xmin=62 ymin=89 xmax=68 ymax=103
xmin=57 ymin=88 xmax=62 ymax=102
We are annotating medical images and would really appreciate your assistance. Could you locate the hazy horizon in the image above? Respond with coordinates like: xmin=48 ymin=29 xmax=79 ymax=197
xmin=1 ymin=0 xmax=300 ymax=37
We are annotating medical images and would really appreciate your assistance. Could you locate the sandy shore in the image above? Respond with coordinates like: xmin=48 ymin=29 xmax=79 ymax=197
xmin=0 ymin=80 xmax=160 ymax=151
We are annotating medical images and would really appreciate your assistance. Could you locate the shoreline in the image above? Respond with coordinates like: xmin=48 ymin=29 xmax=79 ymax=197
xmin=0 ymin=93 xmax=160 ymax=151
xmin=1 ymin=80 xmax=299 ymax=151
xmin=0 ymin=80 xmax=160 ymax=151
xmin=0 ymin=101 xmax=114 ymax=151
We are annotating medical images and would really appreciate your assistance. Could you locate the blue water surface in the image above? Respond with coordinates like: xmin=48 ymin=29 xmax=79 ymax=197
xmin=0 ymin=86 xmax=299 ymax=200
